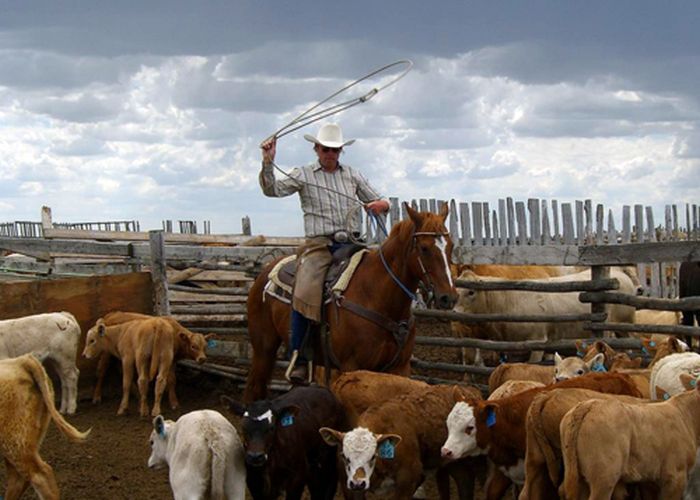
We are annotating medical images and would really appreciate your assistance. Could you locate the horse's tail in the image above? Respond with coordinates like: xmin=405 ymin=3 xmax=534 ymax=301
xmin=22 ymin=354 xmax=91 ymax=441
xmin=559 ymin=400 xmax=594 ymax=500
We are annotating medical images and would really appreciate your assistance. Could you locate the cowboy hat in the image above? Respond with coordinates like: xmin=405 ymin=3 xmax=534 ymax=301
xmin=304 ymin=123 xmax=355 ymax=148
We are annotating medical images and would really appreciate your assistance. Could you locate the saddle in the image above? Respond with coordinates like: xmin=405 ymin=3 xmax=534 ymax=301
xmin=266 ymin=244 xmax=368 ymax=304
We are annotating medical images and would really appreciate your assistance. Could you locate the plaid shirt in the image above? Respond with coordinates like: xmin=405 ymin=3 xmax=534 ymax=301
xmin=259 ymin=160 xmax=383 ymax=238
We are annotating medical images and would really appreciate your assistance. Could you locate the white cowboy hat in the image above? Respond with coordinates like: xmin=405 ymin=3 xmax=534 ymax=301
xmin=304 ymin=123 xmax=355 ymax=148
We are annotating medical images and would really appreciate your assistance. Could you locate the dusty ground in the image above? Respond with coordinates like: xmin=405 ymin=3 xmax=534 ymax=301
xmin=0 ymin=319 xmax=489 ymax=499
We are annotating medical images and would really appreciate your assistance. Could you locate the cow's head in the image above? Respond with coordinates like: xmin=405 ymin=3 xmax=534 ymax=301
xmin=441 ymin=400 xmax=483 ymax=461
xmin=147 ymin=414 xmax=173 ymax=469
xmin=320 ymin=426 xmax=401 ymax=492
xmin=554 ymin=352 xmax=605 ymax=382
xmin=82 ymin=319 xmax=107 ymax=359
xmin=223 ymin=395 xmax=299 ymax=467
xmin=178 ymin=330 xmax=210 ymax=364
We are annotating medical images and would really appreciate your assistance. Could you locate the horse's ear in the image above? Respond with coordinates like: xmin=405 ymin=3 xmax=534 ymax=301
xmin=439 ymin=201 xmax=450 ymax=221
xmin=404 ymin=202 xmax=421 ymax=226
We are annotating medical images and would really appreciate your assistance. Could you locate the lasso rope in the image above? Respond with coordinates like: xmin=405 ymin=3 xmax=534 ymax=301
xmin=260 ymin=60 xmax=413 ymax=146
xmin=261 ymin=60 xmax=413 ymax=237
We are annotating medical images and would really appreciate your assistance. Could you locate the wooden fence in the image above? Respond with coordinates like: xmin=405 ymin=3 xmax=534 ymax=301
xmin=1 ymin=198 xmax=699 ymax=387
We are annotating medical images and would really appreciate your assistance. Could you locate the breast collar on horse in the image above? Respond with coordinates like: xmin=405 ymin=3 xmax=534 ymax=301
xmin=324 ymin=228 xmax=450 ymax=373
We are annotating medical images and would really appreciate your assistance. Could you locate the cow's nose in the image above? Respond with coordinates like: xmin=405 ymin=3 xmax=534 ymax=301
xmin=245 ymin=452 xmax=267 ymax=467
xmin=349 ymin=479 xmax=367 ymax=491
xmin=436 ymin=293 xmax=457 ymax=310
xmin=441 ymin=447 xmax=452 ymax=459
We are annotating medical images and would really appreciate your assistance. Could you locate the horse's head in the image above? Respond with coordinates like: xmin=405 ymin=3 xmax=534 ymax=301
xmin=405 ymin=202 xmax=458 ymax=309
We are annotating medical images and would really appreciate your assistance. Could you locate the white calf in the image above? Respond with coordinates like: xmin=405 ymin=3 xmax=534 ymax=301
xmin=0 ymin=312 xmax=81 ymax=414
xmin=148 ymin=410 xmax=246 ymax=500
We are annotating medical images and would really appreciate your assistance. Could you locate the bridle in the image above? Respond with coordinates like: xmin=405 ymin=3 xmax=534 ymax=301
xmin=410 ymin=230 xmax=451 ymax=308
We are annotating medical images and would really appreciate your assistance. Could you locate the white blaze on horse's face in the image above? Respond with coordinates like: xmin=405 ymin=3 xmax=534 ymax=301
xmin=339 ymin=427 xmax=379 ymax=491
xmin=435 ymin=235 xmax=454 ymax=288
xmin=441 ymin=402 xmax=481 ymax=459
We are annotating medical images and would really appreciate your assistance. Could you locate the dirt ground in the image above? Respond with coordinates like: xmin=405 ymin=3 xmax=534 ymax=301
xmin=0 ymin=319 xmax=489 ymax=499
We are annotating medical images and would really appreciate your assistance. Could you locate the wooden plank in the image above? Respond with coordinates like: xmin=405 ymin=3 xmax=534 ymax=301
xmin=167 ymin=267 xmax=203 ymax=284
xmin=491 ymin=211 xmax=499 ymax=247
xmin=595 ymin=204 xmax=604 ymax=245
xmin=541 ymin=200 xmax=551 ymax=244
xmin=607 ymin=209 xmax=617 ymax=244
xmin=646 ymin=206 xmax=656 ymax=242
xmin=622 ymin=205 xmax=632 ymax=243
xmin=528 ymin=198 xmax=541 ymax=245
xmin=389 ymin=197 xmax=400 ymax=228
xmin=454 ymin=244 xmax=582 ymax=266
xmin=454 ymin=277 xmax=619 ymax=292
xmin=173 ymin=314 xmax=247 ymax=323
xmin=186 ymin=270 xmax=252 ymax=282
xmin=459 ymin=202 xmax=471 ymax=246
xmin=552 ymin=200 xmax=560 ymax=242
xmin=507 ymin=197 xmax=516 ymax=246
xmin=419 ymin=198 xmax=428 ymax=212
xmin=0 ymin=237 xmax=131 ymax=258
xmin=170 ymin=304 xmax=248 ymax=314
xmin=169 ymin=290 xmax=247 ymax=303
xmin=562 ymin=203 xmax=574 ymax=244
xmin=586 ymin=322 xmax=700 ymax=338
xmin=168 ymin=284 xmax=249 ymax=295
xmin=130 ymin=244 xmax=296 ymax=262
xmin=580 ymin=291 xmax=700 ymax=311
xmin=634 ymin=204 xmax=645 ymax=242
xmin=515 ymin=201 xmax=527 ymax=245
xmin=472 ymin=202 xmax=484 ymax=246
xmin=42 ymin=227 xmax=289 ymax=245
xmin=413 ymin=308 xmax=605 ymax=323
xmin=149 ymin=230 xmax=170 ymax=316
xmin=449 ymin=199 xmax=460 ymax=245
xmin=575 ymin=200 xmax=584 ymax=245
xmin=498 ymin=199 xmax=507 ymax=246
xmin=665 ymin=205 xmax=673 ymax=241
xmin=483 ymin=202 xmax=492 ymax=246
xmin=584 ymin=199 xmax=593 ymax=245
xmin=579 ymin=240 xmax=700 ymax=265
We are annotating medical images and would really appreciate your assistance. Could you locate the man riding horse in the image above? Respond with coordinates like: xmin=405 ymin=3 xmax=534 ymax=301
xmin=259 ymin=123 xmax=390 ymax=383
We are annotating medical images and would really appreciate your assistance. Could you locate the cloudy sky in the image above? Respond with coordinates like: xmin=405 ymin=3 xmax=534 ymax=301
xmin=1 ymin=0 xmax=699 ymax=236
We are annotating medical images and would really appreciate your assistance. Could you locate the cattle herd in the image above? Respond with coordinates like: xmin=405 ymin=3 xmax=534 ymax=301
xmin=0 ymin=262 xmax=699 ymax=499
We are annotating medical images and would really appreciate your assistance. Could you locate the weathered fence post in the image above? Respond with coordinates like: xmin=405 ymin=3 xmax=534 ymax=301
xmin=242 ymin=216 xmax=251 ymax=236
xmin=589 ymin=265 xmax=610 ymax=337
xmin=149 ymin=230 xmax=171 ymax=316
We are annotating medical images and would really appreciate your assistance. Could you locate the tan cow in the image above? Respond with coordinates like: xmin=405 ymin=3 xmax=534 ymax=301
xmin=520 ymin=388 xmax=645 ymax=500
xmin=82 ymin=317 xmax=177 ymax=417
xmin=451 ymin=265 xmax=570 ymax=367
xmin=454 ymin=268 xmax=637 ymax=363
xmin=91 ymin=311 xmax=212 ymax=408
xmin=559 ymin=384 xmax=700 ymax=499
xmin=487 ymin=352 xmax=605 ymax=394
xmin=330 ymin=370 xmax=430 ymax=425
xmin=0 ymin=354 xmax=90 ymax=500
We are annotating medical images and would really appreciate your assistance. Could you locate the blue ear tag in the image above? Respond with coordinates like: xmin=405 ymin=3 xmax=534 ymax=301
xmin=592 ymin=363 xmax=607 ymax=373
xmin=691 ymin=379 xmax=697 ymax=388
xmin=486 ymin=408 xmax=497 ymax=427
xmin=649 ymin=341 xmax=656 ymax=347
xmin=207 ymin=339 xmax=218 ymax=348
xmin=280 ymin=413 xmax=294 ymax=427
xmin=641 ymin=346 xmax=649 ymax=355
xmin=663 ymin=392 xmax=670 ymax=400
xmin=378 ymin=440 xmax=395 ymax=459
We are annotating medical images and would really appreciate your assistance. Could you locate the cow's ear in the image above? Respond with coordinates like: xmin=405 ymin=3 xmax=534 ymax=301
xmin=153 ymin=415 xmax=166 ymax=438
xmin=679 ymin=372 xmax=698 ymax=391
xmin=483 ymin=402 xmax=498 ymax=428
xmin=178 ymin=331 xmax=189 ymax=341
xmin=319 ymin=427 xmax=344 ymax=447
xmin=586 ymin=353 xmax=606 ymax=371
xmin=554 ymin=352 xmax=563 ymax=366
xmin=98 ymin=323 xmax=106 ymax=337
xmin=452 ymin=385 xmax=469 ymax=403
xmin=376 ymin=434 xmax=401 ymax=460
xmin=276 ymin=405 xmax=300 ymax=427
xmin=654 ymin=385 xmax=670 ymax=401
xmin=220 ymin=395 xmax=246 ymax=417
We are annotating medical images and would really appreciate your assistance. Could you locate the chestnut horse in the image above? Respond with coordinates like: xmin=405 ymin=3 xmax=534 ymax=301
xmin=243 ymin=203 xmax=458 ymax=402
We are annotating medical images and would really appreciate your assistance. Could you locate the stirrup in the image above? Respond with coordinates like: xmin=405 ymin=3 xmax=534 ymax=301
xmin=284 ymin=350 xmax=313 ymax=384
